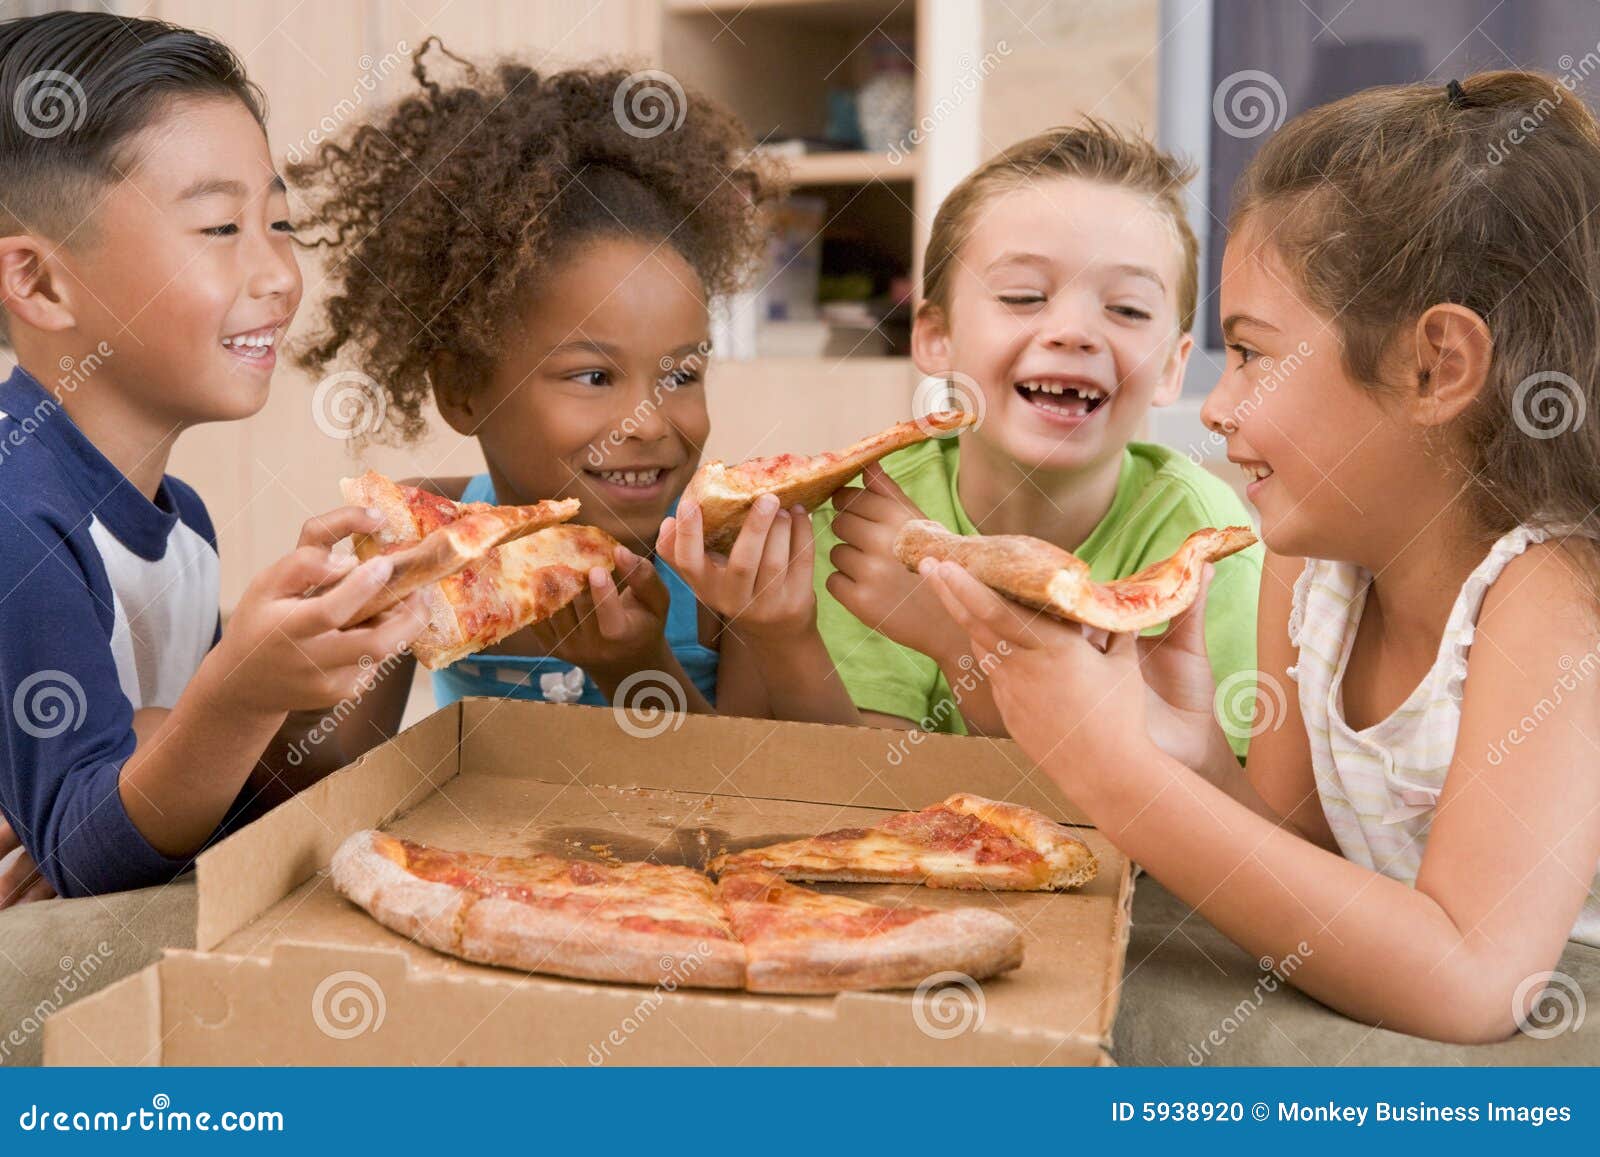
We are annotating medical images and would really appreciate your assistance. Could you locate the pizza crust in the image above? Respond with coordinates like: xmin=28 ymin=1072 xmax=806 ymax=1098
xmin=895 ymin=520 xmax=1257 ymax=632
xmin=739 ymin=907 xmax=1024 ymax=994
xmin=330 ymin=831 xmax=745 ymax=988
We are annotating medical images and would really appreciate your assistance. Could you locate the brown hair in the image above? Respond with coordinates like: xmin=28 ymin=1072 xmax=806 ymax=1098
xmin=290 ymin=39 xmax=781 ymax=441
xmin=1232 ymin=70 xmax=1600 ymax=548
xmin=920 ymin=120 xmax=1199 ymax=332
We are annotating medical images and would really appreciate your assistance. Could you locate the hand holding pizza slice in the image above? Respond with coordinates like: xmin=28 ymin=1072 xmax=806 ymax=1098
xmin=893 ymin=520 xmax=1257 ymax=633
xmin=338 ymin=471 xmax=620 ymax=669
xmin=682 ymin=411 xmax=976 ymax=554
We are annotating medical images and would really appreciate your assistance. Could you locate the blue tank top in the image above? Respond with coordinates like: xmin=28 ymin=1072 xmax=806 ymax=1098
xmin=430 ymin=474 xmax=719 ymax=708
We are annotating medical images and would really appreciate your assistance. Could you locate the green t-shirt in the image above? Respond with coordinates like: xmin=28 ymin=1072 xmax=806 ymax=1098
xmin=812 ymin=438 xmax=1264 ymax=757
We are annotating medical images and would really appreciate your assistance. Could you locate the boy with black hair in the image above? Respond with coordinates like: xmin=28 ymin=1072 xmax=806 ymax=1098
xmin=0 ymin=11 xmax=426 ymax=904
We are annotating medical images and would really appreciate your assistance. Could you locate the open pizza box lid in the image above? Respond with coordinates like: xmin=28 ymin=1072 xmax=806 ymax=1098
xmin=46 ymin=699 xmax=1133 ymax=1066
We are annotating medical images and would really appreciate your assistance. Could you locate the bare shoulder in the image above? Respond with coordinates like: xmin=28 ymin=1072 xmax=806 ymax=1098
xmin=1477 ymin=538 xmax=1600 ymax=657
xmin=401 ymin=476 xmax=473 ymax=501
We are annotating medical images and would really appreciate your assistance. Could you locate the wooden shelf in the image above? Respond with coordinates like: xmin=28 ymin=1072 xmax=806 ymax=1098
xmin=773 ymin=150 xmax=918 ymax=185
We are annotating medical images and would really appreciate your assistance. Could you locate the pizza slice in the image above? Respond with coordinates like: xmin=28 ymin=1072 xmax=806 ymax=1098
xmin=684 ymin=411 xmax=976 ymax=553
xmin=340 ymin=471 xmax=579 ymax=624
xmin=716 ymin=868 xmax=1023 ymax=993
xmin=894 ymin=519 xmax=1257 ymax=633
xmin=339 ymin=471 xmax=619 ymax=669
xmin=709 ymin=793 xmax=1097 ymax=891
xmin=332 ymin=830 xmax=746 ymax=988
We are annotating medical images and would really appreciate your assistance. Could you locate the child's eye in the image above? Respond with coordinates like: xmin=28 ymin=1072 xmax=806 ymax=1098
xmin=1227 ymin=343 xmax=1257 ymax=367
xmin=271 ymin=219 xmax=297 ymax=234
xmin=1109 ymin=304 xmax=1152 ymax=321
xmin=997 ymin=293 xmax=1044 ymax=307
xmin=202 ymin=223 xmax=239 ymax=237
xmin=661 ymin=367 xmax=701 ymax=389
xmin=571 ymin=369 xmax=611 ymax=387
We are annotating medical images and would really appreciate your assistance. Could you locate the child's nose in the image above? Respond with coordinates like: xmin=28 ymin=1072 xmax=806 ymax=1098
xmin=1037 ymin=297 xmax=1102 ymax=353
xmin=1199 ymin=378 xmax=1242 ymax=435
xmin=247 ymin=232 xmax=300 ymax=301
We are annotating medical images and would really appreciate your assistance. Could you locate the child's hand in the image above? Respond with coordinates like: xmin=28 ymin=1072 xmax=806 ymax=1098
xmin=0 ymin=814 xmax=53 ymax=909
xmin=657 ymin=494 xmax=816 ymax=642
xmin=919 ymin=558 xmax=1154 ymax=782
xmin=529 ymin=545 xmax=673 ymax=677
xmin=827 ymin=464 xmax=962 ymax=663
xmin=204 ymin=506 xmax=430 ymax=716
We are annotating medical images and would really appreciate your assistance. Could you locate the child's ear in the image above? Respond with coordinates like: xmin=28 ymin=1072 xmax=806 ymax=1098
xmin=431 ymin=351 xmax=479 ymax=436
xmin=1150 ymin=331 xmax=1194 ymax=408
xmin=0 ymin=234 xmax=78 ymax=334
xmin=1410 ymin=304 xmax=1492 ymax=426
xmin=910 ymin=301 xmax=952 ymax=376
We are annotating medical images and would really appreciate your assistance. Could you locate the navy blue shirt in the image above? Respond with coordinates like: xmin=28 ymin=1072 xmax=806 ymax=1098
xmin=0 ymin=364 xmax=234 ymax=896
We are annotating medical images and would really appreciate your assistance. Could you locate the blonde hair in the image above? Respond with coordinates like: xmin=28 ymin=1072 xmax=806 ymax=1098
xmin=920 ymin=120 xmax=1199 ymax=332
xmin=1233 ymin=70 xmax=1600 ymax=548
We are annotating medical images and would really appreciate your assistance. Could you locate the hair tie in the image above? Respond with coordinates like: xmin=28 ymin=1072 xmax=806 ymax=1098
xmin=1445 ymin=78 xmax=1469 ymax=108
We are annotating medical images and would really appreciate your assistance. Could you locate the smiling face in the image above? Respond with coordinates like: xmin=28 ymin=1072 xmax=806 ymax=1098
xmin=914 ymin=177 xmax=1192 ymax=475
xmin=451 ymin=235 xmax=712 ymax=553
xmin=1202 ymin=219 xmax=1417 ymax=559
xmin=56 ymin=96 xmax=301 ymax=425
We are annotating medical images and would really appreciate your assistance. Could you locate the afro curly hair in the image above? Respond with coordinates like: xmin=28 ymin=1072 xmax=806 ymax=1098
xmin=290 ymin=38 xmax=782 ymax=442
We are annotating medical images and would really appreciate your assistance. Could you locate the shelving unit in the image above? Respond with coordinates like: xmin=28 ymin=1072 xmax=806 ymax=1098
xmin=658 ymin=0 xmax=950 ymax=361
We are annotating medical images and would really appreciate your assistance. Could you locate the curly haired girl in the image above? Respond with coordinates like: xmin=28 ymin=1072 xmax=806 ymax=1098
xmin=924 ymin=71 xmax=1600 ymax=1042
xmin=291 ymin=39 xmax=781 ymax=721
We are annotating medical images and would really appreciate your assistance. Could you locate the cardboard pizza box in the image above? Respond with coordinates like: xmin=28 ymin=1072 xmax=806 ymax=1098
xmin=45 ymin=699 xmax=1133 ymax=1066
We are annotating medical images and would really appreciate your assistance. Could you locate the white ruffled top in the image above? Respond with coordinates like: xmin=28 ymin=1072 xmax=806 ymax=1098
xmin=1288 ymin=525 xmax=1600 ymax=947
